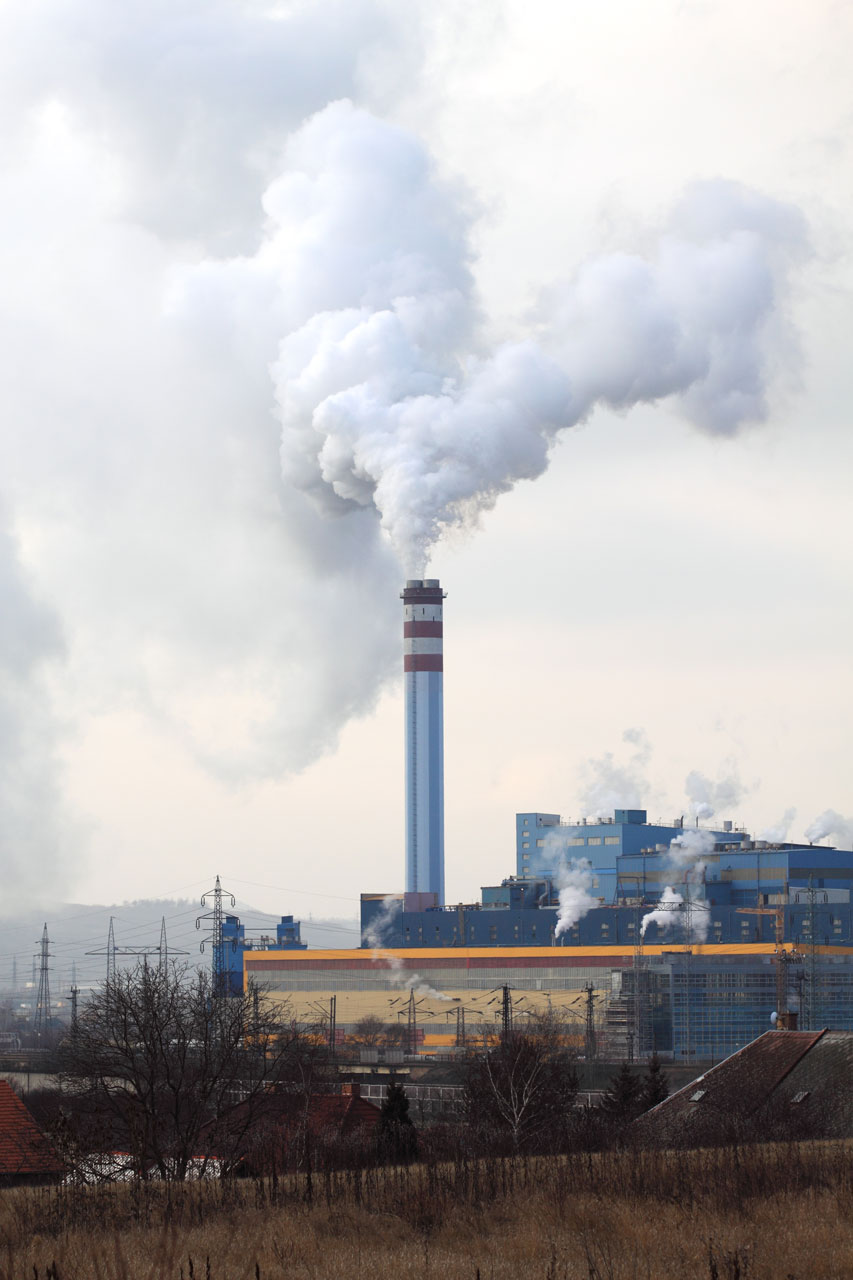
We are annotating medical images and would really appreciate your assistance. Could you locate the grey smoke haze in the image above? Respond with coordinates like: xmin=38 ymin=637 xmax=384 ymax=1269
xmin=577 ymin=727 xmax=652 ymax=819
xmin=805 ymin=809 xmax=853 ymax=848
xmin=685 ymin=764 xmax=749 ymax=820
xmin=759 ymin=807 xmax=797 ymax=843
xmin=0 ymin=510 xmax=70 ymax=907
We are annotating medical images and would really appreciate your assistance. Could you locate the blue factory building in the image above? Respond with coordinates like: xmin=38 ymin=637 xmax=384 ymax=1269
xmin=220 ymin=913 xmax=306 ymax=996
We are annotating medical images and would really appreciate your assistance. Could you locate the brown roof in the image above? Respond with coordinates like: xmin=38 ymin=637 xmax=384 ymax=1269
xmin=632 ymin=1030 xmax=842 ymax=1146
xmin=0 ymin=1081 xmax=65 ymax=1179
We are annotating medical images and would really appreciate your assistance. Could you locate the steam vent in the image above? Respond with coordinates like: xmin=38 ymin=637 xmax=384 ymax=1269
xmin=402 ymin=578 xmax=446 ymax=902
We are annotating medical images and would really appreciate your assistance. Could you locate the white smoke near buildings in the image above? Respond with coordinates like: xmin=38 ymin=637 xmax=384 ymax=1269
xmin=554 ymin=860 xmax=599 ymax=938
xmin=805 ymin=810 xmax=853 ymax=849
xmin=577 ymin=728 xmax=653 ymax=820
xmin=668 ymin=828 xmax=716 ymax=868
xmin=759 ymin=807 xmax=797 ymax=843
xmin=362 ymin=895 xmax=449 ymax=1000
xmin=640 ymin=886 xmax=684 ymax=938
xmin=684 ymin=765 xmax=748 ymax=821
xmin=640 ymin=883 xmax=710 ymax=944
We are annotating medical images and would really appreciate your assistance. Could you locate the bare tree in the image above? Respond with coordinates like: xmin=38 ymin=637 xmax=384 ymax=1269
xmin=464 ymin=1019 xmax=579 ymax=1152
xmin=57 ymin=962 xmax=317 ymax=1181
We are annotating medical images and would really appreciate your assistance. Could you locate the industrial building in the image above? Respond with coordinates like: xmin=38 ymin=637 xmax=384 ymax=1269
xmin=229 ymin=578 xmax=853 ymax=1063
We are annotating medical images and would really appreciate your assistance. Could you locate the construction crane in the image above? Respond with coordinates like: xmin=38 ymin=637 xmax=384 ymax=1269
xmin=735 ymin=906 xmax=802 ymax=1028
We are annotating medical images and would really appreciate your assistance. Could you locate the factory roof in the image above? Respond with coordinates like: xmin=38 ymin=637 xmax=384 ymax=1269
xmin=633 ymin=1029 xmax=853 ymax=1145
xmin=0 ymin=1081 xmax=64 ymax=1183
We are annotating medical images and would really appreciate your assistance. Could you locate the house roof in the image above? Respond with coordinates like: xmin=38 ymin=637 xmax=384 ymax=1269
xmin=632 ymin=1029 xmax=853 ymax=1145
xmin=307 ymin=1091 xmax=381 ymax=1135
xmin=0 ymin=1081 xmax=64 ymax=1178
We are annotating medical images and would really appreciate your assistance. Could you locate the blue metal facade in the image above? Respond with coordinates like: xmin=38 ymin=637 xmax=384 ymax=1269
xmin=220 ymin=913 xmax=306 ymax=996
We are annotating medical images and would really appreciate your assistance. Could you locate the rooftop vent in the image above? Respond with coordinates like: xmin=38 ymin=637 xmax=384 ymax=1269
xmin=690 ymin=1090 xmax=707 ymax=1102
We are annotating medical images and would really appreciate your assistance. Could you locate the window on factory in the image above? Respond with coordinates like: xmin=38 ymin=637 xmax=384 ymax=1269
xmin=489 ymin=926 xmax=497 ymax=943
xmin=600 ymin=924 xmax=610 ymax=937
xmin=523 ymin=818 xmax=529 ymax=826
xmin=592 ymin=878 xmax=599 ymax=889
xmin=567 ymin=837 xmax=584 ymax=846
xmin=627 ymin=922 xmax=636 ymax=934
xmin=530 ymin=924 xmax=537 ymax=939
xmin=587 ymin=837 xmax=602 ymax=845
xmin=536 ymin=839 xmax=545 ymax=847
xmin=522 ymin=841 xmax=529 ymax=849
xmin=605 ymin=837 xmax=620 ymax=846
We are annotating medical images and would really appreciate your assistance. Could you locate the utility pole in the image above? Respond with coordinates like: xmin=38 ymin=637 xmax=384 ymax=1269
xmin=456 ymin=1003 xmax=466 ymax=1049
xmin=33 ymin=925 xmax=52 ymax=1045
xmin=329 ymin=994 xmax=337 ymax=1060
xmin=583 ymin=982 xmax=598 ymax=1061
xmin=197 ymin=876 xmax=236 ymax=997
xmin=407 ymin=989 xmax=418 ymax=1054
xmin=159 ymin=917 xmax=169 ymax=970
xmin=501 ymin=984 xmax=513 ymax=1039
xmin=87 ymin=918 xmax=179 ymax=982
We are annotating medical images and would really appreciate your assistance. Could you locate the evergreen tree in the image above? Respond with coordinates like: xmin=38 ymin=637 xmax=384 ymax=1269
xmin=376 ymin=1076 xmax=417 ymax=1162
xmin=639 ymin=1053 xmax=669 ymax=1111
xmin=600 ymin=1061 xmax=643 ymax=1123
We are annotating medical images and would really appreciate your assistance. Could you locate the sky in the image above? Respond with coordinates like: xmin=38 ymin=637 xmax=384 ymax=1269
xmin=0 ymin=0 xmax=851 ymax=925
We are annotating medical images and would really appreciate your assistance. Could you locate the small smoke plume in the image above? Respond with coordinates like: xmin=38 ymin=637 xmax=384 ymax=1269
xmin=554 ymin=860 xmax=598 ymax=938
xmin=668 ymin=828 xmax=716 ymax=868
xmin=362 ymin=895 xmax=449 ymax=1000
xmin=805 ymin=810 xmax=853 ymax=849
xmin=578 ymin=728 xmax=653 ymax=821
xmin=684 ymin=764 xmax=748 ymax=820
xmin=641 ymin=885 xmax=684 ymax=938
xmin=641 ymin=883 xmax=710 ymax=943
xmin=759 ymin=807 xmax=796 ymax=844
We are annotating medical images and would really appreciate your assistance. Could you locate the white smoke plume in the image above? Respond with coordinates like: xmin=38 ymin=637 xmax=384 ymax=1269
xmin=640 ymin=886 xmax=684 ymax=938
xmin=668 ymin=828 xmax=716 ymax=868
xmin=362 ymin=895 xmax=449 ymax=1000
xmin=172 ymin=103 xmax=808 ymax=577
xmin=759 ymin=807 xmax=797 ymax=844
xmin=554 ymin=859 xmax=598 ymax=938
xmin=805 ymin=810 xmax=853 ymax=849
xmin=684 ymin=764 xmax=748 ymax=821
xmin=640 ymin=883 xmax=710 ymax=944
xmin=577 ymin=728 xmax=653 ymax=821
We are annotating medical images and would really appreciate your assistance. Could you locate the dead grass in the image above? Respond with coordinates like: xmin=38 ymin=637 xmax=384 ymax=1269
xmin=1 ymin=1142 xmax=852 ymax=1279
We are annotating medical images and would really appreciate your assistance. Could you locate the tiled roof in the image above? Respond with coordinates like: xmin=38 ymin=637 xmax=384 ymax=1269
xmin=633 ymin=1030 xmax=831 ymax=1145
xmin=307 ymin=1092 xmax=380 ymax=1135
xmin=0 ymin=1081 xmax=64 ymax=1178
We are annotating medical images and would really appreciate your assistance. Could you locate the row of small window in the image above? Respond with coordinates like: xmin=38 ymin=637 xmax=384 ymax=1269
xmin=520 ymin=836 xmax=620 ymax=849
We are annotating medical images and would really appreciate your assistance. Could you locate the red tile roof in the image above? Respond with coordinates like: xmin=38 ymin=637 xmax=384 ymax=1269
xmin=0 ymin=1081 xmax=64 ymax=1179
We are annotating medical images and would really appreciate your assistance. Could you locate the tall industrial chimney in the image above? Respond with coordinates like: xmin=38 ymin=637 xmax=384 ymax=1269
xmin=401 ymin=578 xmax=446 ymax=903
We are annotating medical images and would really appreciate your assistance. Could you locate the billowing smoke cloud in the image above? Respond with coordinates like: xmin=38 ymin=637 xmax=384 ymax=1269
xmin=805 ymin=810 xmax=853 ymax=849
xmin=0 ymin=0 xmax=812 ymax=899
xmin=759 ymin=807 xmax=797 ymax=843
xmin=0 ymin=507 xmax=71 ymax=908
xmin=554 ymin=860 xmax=598 ymax=938
xmin=577 ymin=727 xmax=653 ymax=821
xmin=173 ymin=103 xmax=807 ymax=576
xmin=362 ymin=895 xmax=449 ymax=1000
xmin=685 ymin=764 xmax=748 ymax=821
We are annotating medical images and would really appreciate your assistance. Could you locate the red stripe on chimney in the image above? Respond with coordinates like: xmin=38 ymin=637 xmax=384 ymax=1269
xmin=404 ymin=654 xmax=443 ymax=672
xmin=404 ymin=621 xmax=443 ymax=638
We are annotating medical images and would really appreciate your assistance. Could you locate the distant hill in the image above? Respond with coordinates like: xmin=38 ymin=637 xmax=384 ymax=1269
xmin=0 ymin=901 xmax=359 ymax=996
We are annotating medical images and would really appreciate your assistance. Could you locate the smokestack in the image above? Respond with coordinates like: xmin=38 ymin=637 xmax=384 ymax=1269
xmin=401 ymin=578 xmax=446 ymax=903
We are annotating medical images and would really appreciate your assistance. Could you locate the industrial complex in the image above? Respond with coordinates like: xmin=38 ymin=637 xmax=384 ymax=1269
xmin=214 ymin=577 xmax=853 ymax=1063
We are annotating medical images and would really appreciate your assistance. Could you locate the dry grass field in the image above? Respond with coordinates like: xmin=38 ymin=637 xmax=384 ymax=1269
xmin=2 ymin=1141 xmax=852 ymax=1279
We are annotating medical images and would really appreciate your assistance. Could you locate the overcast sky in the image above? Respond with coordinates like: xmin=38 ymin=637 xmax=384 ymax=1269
xmin=0 ymin=0 xmax=850 ymax=923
